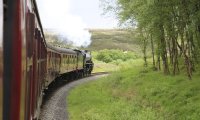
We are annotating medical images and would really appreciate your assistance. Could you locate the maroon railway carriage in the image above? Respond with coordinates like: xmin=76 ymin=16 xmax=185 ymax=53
xmin=0 ymin=0 xmax=93 ymax=120
xmin=46 ymin=43 xmax=79 ymax=87
xmin=46 ymin=44 xmax=87 ymax=85
xmin=1 ymin=0 xmax=47 ymax=120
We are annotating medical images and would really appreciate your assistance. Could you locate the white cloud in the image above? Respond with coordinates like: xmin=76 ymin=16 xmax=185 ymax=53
xmin=36 ymin=0 xmax=91 ymax=47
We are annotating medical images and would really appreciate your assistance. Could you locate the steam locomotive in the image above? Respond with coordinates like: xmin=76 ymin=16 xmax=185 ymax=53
xmin=0 ymin=0 xmax=93 ymax=120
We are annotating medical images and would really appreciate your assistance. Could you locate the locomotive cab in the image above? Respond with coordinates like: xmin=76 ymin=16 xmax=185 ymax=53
xmin=82 ymin=50 xmax=94 ymax=75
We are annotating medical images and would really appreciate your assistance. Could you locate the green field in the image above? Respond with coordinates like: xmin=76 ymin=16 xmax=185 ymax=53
xmin=68 ymin=61 xmax=200 ymax=120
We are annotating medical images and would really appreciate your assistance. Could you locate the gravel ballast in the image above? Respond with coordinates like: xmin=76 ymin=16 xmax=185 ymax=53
xmin=39 ymin=74 xmax=107 ymax=120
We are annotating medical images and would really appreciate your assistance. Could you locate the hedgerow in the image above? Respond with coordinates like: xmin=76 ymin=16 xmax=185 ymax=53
xmin=95 ymin=49 xmax=138 ymax=63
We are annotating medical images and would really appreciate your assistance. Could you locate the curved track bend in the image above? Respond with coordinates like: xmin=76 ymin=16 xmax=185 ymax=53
xmin=39 ymin=73 xmax=109 ymax=120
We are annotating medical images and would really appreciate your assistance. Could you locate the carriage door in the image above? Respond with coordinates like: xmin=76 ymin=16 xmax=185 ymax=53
xmin=32 ymin=28 xmax=41 ymax=117
xmin=0 ymin=1 xmax=3 ymax=119
xmin=25 ymin=11 xmax=35 ymax=120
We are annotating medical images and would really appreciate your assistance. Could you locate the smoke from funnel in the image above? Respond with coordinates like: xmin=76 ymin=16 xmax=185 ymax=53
xmin=36 ymin=0 xmax=91 ymax=47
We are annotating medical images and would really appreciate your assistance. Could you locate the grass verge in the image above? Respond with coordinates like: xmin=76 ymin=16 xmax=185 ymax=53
xmin=68 ymin=63 xmax=200 ymax=120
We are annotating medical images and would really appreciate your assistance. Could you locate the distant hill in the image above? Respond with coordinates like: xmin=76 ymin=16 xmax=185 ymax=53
xmin=87 ymin=29 xmax=142 ymax=54
xmin=44 ymin=29 xmax=73 ymax=48
xmin=44 ymin=29 xmax=144 ymax=55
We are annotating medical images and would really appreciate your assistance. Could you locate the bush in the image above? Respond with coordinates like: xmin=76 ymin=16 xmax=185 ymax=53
xmin=95 ymin=49 xmax=138 ymax=63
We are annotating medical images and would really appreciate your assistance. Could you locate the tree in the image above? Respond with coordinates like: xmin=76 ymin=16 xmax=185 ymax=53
xmin=101 ymin=0 xmax=200 ymax=78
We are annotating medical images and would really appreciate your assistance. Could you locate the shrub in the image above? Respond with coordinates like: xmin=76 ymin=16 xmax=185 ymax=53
xmin=95 ymin=49 xmax=138 ymax=63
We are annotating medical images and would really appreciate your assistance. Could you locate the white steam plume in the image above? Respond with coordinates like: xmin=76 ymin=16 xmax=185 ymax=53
xmin=36 ymin=0 xmax=91 ymax=47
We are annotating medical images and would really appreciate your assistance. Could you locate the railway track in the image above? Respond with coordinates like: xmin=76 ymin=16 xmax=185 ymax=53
xmin=91 ymin=72 xmax=109 ymax=76
xmin=39 ymin=72 xmax=109 ymax=120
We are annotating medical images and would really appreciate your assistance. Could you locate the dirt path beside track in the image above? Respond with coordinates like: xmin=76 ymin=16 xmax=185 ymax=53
xmin=39 ymin=73 xmax=108 ymax=120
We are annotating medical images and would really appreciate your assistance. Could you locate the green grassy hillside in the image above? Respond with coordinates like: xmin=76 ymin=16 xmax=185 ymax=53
xmin=68 ymin=61 xmax=200 ymax=120
xmin=87 ymin=29 xmax=142 ymax=55
xmin=88 ymin=29 xmax=144 ymax=73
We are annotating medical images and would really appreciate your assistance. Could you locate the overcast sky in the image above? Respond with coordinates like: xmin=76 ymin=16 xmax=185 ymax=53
xmin=37 ymin=0 xmax=118 ymax=29
xmin=69 ymin=0 xmax=118 ymax=28
xmin=36 ymin=0 xmax=118 ymax=47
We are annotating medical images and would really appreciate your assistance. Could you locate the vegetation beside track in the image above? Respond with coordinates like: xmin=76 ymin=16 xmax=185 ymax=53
xmin=68 ymin=60 xmax=200 ymax=120
xmin=91 ymin=50 xmax=139 ymax=73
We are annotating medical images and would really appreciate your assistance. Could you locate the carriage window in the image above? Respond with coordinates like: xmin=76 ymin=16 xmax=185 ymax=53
xmin=3 ymin=0 xmax=7 ymax=21
xmin=37 ymin=32 xmax=41 ymax=59
xmin=26 ymin=12 xmax=35 ymax=57
xmin=34 ymin=28 xmax=39 ymax=39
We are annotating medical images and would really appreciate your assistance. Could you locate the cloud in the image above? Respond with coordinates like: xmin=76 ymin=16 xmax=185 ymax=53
xmin=36 ymin=0 xmax=91 ymax=47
